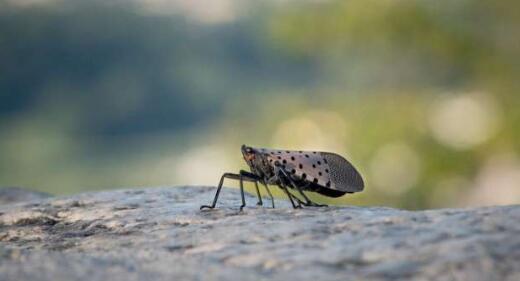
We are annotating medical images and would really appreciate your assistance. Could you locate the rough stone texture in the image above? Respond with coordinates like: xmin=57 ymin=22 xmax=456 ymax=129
xmin=0 ymin=186 xmax=519 ymax=281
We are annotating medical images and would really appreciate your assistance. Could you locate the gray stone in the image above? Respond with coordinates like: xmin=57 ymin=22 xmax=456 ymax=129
xmin=0 ymin=186 xmax=519 ymax=281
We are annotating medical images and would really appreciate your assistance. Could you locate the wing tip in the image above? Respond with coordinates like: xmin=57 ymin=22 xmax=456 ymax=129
xmin=347 ymin=175 xmax=365 ymax=192
xmin=321 ymin=152 xmax=365 ymax=193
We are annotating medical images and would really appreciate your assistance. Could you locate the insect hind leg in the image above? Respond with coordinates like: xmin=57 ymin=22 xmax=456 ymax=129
xmin=273 ymin=167 xmax=301 ymax=209
xmin=293 ymin=185 xmax=328 ymax=207
xmin=278 ymin=168 xmax=328 ymax=207
xmin=279 ymin=182 xmax=302 ymax=209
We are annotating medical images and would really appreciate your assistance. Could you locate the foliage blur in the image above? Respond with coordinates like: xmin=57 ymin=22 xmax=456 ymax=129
xmin=1 ymin=0 xmax=519 ymax=209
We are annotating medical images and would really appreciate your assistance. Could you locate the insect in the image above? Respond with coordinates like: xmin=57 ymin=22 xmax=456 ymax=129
xmin=200 ymin=145 xmax=364 ymax=210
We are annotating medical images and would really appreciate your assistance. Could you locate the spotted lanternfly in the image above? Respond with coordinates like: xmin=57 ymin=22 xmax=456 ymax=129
xmin=200 ymin=145 xmax=364 ymax=210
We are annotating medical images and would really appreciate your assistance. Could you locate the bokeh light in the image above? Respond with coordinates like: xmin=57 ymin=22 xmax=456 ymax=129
xmin=466 ymin=153 xmax=520 ymax=206
xmin=429 ymin=93 xmax=500 ymax=150
xmin=271 ymin=110 xmax=348 ymax=153
xmin=370 ymin=142 xmax=421 ymax=196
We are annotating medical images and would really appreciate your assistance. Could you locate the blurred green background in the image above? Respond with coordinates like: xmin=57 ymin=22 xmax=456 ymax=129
xmin=1 ymin=0 xmax=519 ymax=209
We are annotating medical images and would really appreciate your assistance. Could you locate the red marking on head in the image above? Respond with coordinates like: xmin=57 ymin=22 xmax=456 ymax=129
xmin=245 ymin=154 xmax=255 ymax=161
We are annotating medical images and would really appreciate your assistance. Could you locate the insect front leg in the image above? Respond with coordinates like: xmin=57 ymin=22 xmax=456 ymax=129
xmin=238 ymin=173 xmax=246 ymax=211
xmin=200 ymin=172 xmax=240 ymax=210
xmin=200 ymin=171 xmax=265 ymax=211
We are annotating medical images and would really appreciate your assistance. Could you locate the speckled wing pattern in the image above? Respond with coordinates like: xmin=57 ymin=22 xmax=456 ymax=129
xmin=259 ymin=148 xmax=364 ymax=193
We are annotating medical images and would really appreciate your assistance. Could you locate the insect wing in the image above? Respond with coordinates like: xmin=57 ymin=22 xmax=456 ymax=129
xmin=320 ymin=152 xmax=364 ymax=192
xmin=259 ymin=148 xmax=364 ymax=193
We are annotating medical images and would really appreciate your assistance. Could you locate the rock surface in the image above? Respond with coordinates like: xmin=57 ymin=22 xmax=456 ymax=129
xmin=0 ymin=186 xmax=519 ymax=281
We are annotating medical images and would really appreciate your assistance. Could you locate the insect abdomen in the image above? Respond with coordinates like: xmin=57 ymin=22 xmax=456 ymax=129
xmin=315 ymin=187 xmax=347 ymax=198
xmin=300 ymin=181 xmax=347 ymax=198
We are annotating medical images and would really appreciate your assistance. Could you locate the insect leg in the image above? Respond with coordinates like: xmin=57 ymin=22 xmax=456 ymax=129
xmin=253 ymin=181 xmax=263 ymax=206
xmin=201 ymin=171 xmax=264 ymax=210
xmin=239 ymin=173 xmax=246 ymax=211
xmin=239 ymin=170 xmax=264 ymax=206
xmin=279 ymin=168 xmax=328 ymax=207
xmin=291 ymin=183 xmax=327 ymax=207
xmin=290 ymin=189 xmax=303 ymax=208
xmin=262 ymin=182 xmax=275 ymax=208
xmin=278 ymin=180 xmax=302 ymax=209
xmin=295 ymin=186 xmax=328 ymax=207
xmin=285 ymin=188 xmax=306 ymax=206
xmin=291 ymin=193 xmax=307 ymax=207
xmin=273 ymin=163 xmax=302 ymax=209
xmin=200 ymin=172 xmax=242 ymax=210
